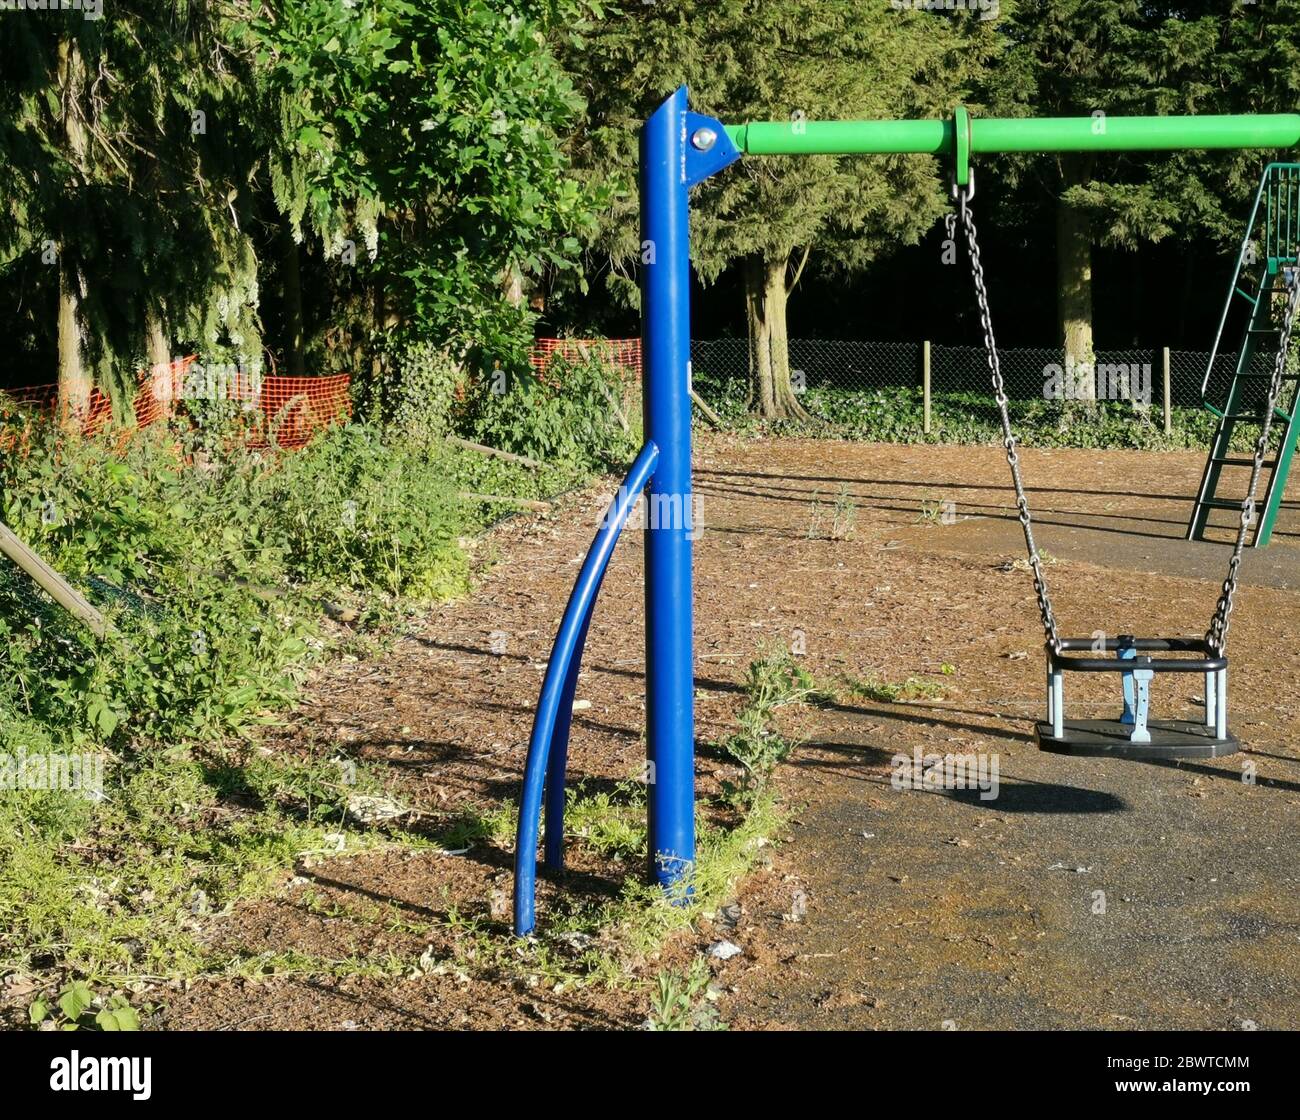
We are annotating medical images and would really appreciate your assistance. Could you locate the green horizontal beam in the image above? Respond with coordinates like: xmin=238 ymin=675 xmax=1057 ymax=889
xmin=723 ymin=113 xmax=1300 ymax=157
xmin=973 ymin=115 xmax=1300 ymax=152
xmin=723 ymin=119 xmax=952 ymax=155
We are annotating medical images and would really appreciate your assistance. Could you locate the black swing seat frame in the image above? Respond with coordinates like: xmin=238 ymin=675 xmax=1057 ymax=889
xmin=1049 ymin=635 xmax=1225 ymax=673
xmin=1036 ymin=635 xmax=1238 ymax=760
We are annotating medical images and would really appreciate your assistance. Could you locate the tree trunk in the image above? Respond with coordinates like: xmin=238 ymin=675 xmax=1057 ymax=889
xmin=145 ymin=307 xmax=173 ymax=418
xmin=745 ymin=251 xmax=810 ymax=420
xmin=283 ymin=229 xmax=305 ymax=376
xmin=56 ymin=38 xmax=91 ymax=426
xmin=502 ymin=264 xmax=525 ymax=308
xmin=1056 ymin=162 xmax=1095 ymax=401
xmin=57 ymin=260 xmax=90 ymax=425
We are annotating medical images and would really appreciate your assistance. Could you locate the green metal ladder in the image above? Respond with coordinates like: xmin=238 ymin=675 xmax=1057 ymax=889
xmin=1188 ymin=163 xmax=1300 ymax=547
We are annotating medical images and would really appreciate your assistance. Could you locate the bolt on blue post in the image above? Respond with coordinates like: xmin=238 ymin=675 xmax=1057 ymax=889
xmin=639 ymin=87 xmax=739 ymax=895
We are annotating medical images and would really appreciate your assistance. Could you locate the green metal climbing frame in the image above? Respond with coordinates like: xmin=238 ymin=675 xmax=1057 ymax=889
xmin=1189 ymin=163 xmax=1300 ymax=546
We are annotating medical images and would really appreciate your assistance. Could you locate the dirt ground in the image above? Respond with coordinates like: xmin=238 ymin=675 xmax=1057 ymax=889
xmin=157 ymin=436 xmax=1300 ymax=1030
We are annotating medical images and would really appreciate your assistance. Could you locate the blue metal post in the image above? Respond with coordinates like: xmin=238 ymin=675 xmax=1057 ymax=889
xmin=542 ymin=610 xmax=593 ymax=869
xmin=638 ymin=89 xmax=739 ymax=890
xmin=641 ymin=89 xmax=697 ymax=889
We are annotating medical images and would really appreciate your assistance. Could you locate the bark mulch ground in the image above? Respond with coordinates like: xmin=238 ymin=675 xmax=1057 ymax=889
xmin=157 ymin=437 xmax=1300 ymax=1030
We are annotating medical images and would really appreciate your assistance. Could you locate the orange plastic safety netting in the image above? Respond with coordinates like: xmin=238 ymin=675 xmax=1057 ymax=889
xmin=530 ymin=338 xmax=641 ymax=384
xmin=4 ymin=340 xmax=640 ymax=448
xmin=3 ymin=382 xmax=117 ymax=435
xmin=2 ymin=358 xmax=352 ymax=451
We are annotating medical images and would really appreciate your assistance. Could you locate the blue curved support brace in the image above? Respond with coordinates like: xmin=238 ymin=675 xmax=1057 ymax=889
xmin=542 ymin=607 xmax=592 ymax=870
xmin=513 ymin=441 xmax=659 ymax=935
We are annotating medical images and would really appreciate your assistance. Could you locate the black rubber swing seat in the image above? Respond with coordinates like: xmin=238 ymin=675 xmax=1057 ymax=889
xmin=1037 ymin=635 xmax=1239 ymax=760
xmin=1036 ymin=719 xmax=1239 ymax=760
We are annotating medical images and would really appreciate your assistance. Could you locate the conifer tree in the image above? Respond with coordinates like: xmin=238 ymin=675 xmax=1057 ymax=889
xmin=983 ymin=0 xmax=1300 ymax=385
xmin=568 ymin=1 xmax=997 ymax=417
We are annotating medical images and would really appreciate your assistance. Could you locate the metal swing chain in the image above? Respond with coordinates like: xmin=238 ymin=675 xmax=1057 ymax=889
xmin=1205 ymin=266 xmax=1300 ymax=655
xmin=956 ymin=186 xmax=1062 ymax=655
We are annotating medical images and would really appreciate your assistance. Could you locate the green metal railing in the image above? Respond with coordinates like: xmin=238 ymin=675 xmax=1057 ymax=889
xmin=1264 ymin=163 xmax=1300 ymax=268
xmin=1201 ymin=163 xmax=1300 ymax=405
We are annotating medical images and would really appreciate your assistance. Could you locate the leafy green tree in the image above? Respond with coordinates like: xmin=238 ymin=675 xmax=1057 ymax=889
xmin=0 ymin=1 xmax=599 ymax=417
xmin=568 ymin=1 xmax=996 ymax=417
xmin=240 ymin=0 xmax=601 ymax=384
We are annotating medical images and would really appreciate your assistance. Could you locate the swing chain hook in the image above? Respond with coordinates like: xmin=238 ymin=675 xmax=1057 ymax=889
xmin=951 ymin=169 xmax=975 ymax=207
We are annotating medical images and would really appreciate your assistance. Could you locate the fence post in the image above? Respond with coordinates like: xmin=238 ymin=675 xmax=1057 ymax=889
xmin=923 ymin=340 xmax=932 ymax=435
xmin=1162 ymin=346 xmax=1172 ymax=435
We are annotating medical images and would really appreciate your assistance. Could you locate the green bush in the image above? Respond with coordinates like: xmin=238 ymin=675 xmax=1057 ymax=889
xmin=715 ymin=383 xmax=1275 ymax=451
xmin=354 ymin=337 xmax=463 ymax=445
xmin=458 ymin=353 xmax=639 ymax=470
xmin=265 ymin=424 xmax=468 ymax=599
xmin=0 ymin=380 xmax=629 ymax=986
xmin=0 ymin=411 xmax=465 ymax=747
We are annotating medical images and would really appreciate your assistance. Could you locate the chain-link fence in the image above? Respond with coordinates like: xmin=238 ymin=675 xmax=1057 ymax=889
xmin=688 ymin=337 xmax=1278 ymax=410
xmin=531 ymin=335 xmax=1291 ymax=444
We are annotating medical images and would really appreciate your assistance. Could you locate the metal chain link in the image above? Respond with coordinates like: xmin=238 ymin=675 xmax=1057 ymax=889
xmin=1205 ymin=267 xmax=1300 ymax=654
xmin=956 ymin=188 xmax=1061 ymax=654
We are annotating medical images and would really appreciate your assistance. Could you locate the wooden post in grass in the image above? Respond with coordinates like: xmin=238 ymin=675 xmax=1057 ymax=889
xmin=689 ymin=387 xmax=725 ymax=429
xmin=922 ymin=340 xmax=932 ymax=435
xmin=0 ymin=520 xmax=108 ymax=637
xmin=1161 ymin=347 xmax=1172 ymax=435
xmin=444 ymin=435 xmax=546 ymax=470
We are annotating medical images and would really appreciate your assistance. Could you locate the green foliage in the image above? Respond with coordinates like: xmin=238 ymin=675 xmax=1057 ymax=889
xmin=243 ymin=0 xmax=604 ymax=376
xmin=841 ymin=673 xmax=945 ymax=704
xmin=460 ymin=353 xmax=639 ymax=470
xmin=566 ymin=781 xmax=647 ymax=861
xmin=985 ymin=1 xmax=1300 ymax=253
xmin=0 ymin=395 xmax=627 ymax=990
xmin=647 ymin=956 xmax=726 ymax=1031
xmin=444 ymin=444 xmax=581 ymax=523
xmin=434 ymin=805 xmax=515 ymax=851
xmin=1 ymin=3 xmax=603 ymax=401
xmin=564 ymin=2 xmax=1002 ymax=416
xmin=725 ymin=384 xmax=1247 ymax=451
xmin=29 ymin=982 xmax=145 ymax=1032
xmin=0 ymin=722 xmax=419 ymax=979
xmin=742 ymin=644 xmax=834 ymax=711
xmin=0 ymin=413 xmax=465 ymax=746
xmin=571 ymin=1 xmax=999 ymax=302
xmin=0 ymin=3 xmax=265 ymax=393
xmin=714 ymin=644 xmax=830 ymax=793
xmin=1 ymin=444 xmax=305 ymax=744
xmin=266 ymin=424 xmax=468 ymax=600
xmin=356 ymin=339 xmax=463 ymax=443
xmin=716 ymin=704 xmax=793 ymax=787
